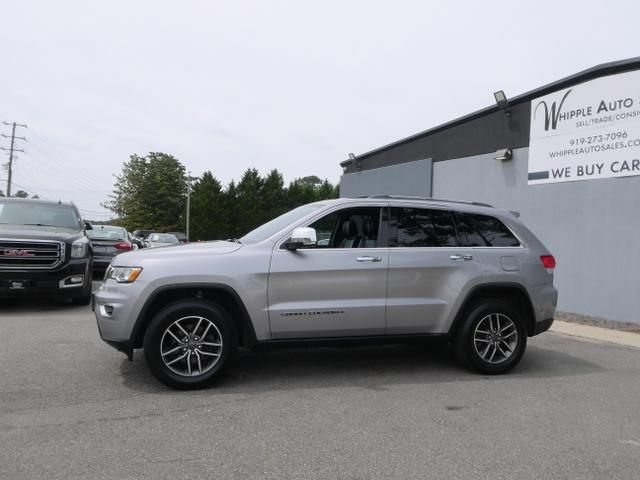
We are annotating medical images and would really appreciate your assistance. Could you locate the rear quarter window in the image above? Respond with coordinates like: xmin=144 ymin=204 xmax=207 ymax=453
xmin=454 ymin=212 xmax=520 ymax=247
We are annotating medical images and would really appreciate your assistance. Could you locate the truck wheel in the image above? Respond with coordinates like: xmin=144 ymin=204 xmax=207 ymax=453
xmin=71 ymin=264 xmax=93 ymax=305
xmin=453 ymin=299 xmax=527 ymax=374
xmin=143 ymin=300 xmax=237 ymax=389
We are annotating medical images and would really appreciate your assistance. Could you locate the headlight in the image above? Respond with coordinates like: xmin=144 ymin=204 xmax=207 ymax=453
xmin=71 ymin=239 xmax=89 ymax=258
xmin=106 ymin=266 xmax=143 ymax=283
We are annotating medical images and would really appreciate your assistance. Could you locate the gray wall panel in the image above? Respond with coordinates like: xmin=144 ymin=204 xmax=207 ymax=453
xmin=432 ymin=148 xmax=640 ymax=324
xmin=340 ymin=159 xmax=432 ymax=198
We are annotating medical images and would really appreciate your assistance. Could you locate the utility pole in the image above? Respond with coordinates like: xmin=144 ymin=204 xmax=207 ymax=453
xmin=186 ymin=171 xmax=192 ymax=242
xmin=1 ymin=122 xmax=27 ymax=197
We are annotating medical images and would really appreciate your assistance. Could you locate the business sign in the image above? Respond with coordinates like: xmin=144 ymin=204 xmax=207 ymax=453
xmin=528 ymin=69 xmax=640 ymax=184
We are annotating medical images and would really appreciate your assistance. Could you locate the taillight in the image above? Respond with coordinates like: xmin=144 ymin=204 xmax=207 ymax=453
xmin=540 ymin=255 xmax=556 ymax=269
xmin=114 ymin=242 xmax=133 ymax=251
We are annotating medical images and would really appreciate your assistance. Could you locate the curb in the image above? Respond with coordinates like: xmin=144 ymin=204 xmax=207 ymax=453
xmin=549 ymin=320 xmax=640 ymax=349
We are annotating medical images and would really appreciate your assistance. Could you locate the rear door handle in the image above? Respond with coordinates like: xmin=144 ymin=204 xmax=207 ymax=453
xmin=357 ymin=256 xmax=383 ymax=263
xmin=450 ymin=254 xmax=473 ymax=261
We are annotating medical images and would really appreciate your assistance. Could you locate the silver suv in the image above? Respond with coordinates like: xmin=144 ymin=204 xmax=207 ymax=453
xmin=93 ymin=196 xmax=557 ymax=389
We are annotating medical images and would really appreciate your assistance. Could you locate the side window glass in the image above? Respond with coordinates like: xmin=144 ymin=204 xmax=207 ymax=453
xmin=306 ymin=207 xmax=382 ymax=248
xmin=454 ymin=213 xmax=520 ymax=247
xmin=309 ymin=212 xmax=339 ymax=248
xmin=391 ymin=208 xmax=456 ymax=247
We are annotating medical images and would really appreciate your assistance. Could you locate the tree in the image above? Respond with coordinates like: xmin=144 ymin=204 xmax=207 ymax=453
xmin=189 ymin=171 xmax=225 ymax=241
xmin=235 ymin=168 xmax=265 ymax=236
xmin=298 ymin=175 xmax=323 ymax=187
xmin=261 ymin=169 xmax=287 ymax=221
xmin=105 ymin=152 xmax=187 ymax=232
xmin=222 ymin=180 xmax=239 ymax=238
xmin=13 ymin=190 xmax=29 ymax=198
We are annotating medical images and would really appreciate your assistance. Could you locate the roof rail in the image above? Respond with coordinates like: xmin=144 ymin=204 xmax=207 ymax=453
xmin=353 ymin=195 xmax=494 ymax=208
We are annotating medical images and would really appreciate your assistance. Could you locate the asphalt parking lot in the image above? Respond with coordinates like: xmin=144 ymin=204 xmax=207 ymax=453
xmin=1 ymin=288 xmax=639 ymax=480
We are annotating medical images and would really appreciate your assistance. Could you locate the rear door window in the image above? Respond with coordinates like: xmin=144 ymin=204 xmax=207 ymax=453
xmin=390 ymin=207 xmax=457 ymax=247
xmin=453 ymin=212 xmax=520 ymax=247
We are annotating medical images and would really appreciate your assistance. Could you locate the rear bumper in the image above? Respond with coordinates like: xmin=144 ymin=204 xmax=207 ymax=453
xmin=0 ymin=258 xmax=91 ymax=298
xmin=533 ymin=318 xmax=554 ymax=335
xmin=528 ymin=283 xmax=558 ymax=327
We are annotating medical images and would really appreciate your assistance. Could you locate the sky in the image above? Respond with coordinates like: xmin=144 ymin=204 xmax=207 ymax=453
xmin=1 ymin=0 xmax=638 ymax=219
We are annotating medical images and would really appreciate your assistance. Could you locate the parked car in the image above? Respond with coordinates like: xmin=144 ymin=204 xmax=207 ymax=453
xmin=144 ymin=233 xmax=180 ymax=248
xmin=166 ymin=231 xmax=188 ymax=244
xmin=128 ymin=231 xmax=144 ymax=249
xmin=0 ymin=197 xmax=93 ymax=305
xmin=94 ymin=196 xmax=558 ymax=389
xmin=87 ymin=225 xmax=135 ymax=270
xmin=132 ymin=229 xmax=155 ymax=248
xmin=132 ymin=229 xmax=155 ymax=239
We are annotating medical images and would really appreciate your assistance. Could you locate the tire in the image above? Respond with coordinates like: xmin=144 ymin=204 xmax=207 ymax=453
xmin=71 ymin=262 xmax=93 ymax=306
xmin=143 ymin=300 xmax=237 ymax=389
xmin=453 ymin=298 xmax=527 ymax=374
xmin=71 ymin=293 xmax=92 ymax=306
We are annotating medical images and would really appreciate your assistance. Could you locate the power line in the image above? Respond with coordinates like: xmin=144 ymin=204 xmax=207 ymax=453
xmin=25 ymin=137 xmax=107 ymax=191
xmin=0 ymin=178 xmax=43 ymax=199
xmin=19 ymin=152 xmax=110 ymax=193
xmin=1 ymin=121 xmax=27 ymax=196
xmin=28 ymin=127 xmax=110 ymax=189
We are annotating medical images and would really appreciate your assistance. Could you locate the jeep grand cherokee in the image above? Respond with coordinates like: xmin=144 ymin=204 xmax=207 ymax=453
xmin=94 ymin=196 xmax=557 ymax=389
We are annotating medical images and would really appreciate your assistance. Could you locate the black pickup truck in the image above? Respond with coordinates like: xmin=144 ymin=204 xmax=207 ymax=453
xmin=0 ymin=198 xmax=93 ymax=305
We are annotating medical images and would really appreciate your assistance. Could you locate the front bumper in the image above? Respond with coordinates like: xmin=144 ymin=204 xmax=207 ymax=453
xmin=93 ymin=277 xmax=148 ymax=356
xmin=0 ymin=258 xmax=91 ymax=298
xmin=95 ymin=314 xmax=134 ymax=360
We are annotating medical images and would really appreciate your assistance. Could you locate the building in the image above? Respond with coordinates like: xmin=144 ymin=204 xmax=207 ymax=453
xmin=340 ymin=57 xmax=640 ymax=327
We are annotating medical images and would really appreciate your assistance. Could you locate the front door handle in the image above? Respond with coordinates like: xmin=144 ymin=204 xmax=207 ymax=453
xmin=450 ymin=254 xmax=473 ymax=261
xmin=357 ymin=256 xmax=383 ymax=263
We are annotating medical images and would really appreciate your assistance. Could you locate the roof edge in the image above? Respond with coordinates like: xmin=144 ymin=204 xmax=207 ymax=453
xmin=343 ymin=56 xmax=640 ymax=166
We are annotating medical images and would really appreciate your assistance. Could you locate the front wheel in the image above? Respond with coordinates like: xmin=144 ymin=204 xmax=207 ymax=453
xmin=143 ymin=300 xmax=237 ymax=389
xmin=453 ymin=299 xmax=527 ymax=374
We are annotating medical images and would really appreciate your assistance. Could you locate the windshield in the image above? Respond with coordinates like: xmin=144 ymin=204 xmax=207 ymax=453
xmin=149 ymin=233 xmax=179 ymax=243
xmin=0 ymin=200 xmax=80 ymax=229
xmin=240 ymin=203 xmax=326 ymax=244
xmin=87 ymin=225 xmax=127 ymax=240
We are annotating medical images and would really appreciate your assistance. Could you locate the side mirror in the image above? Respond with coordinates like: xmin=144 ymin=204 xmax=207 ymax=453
xmin=284 ymin=227 xmax=317 ymax=251
xmin=84 ymin=220 xmax=93 ymax=231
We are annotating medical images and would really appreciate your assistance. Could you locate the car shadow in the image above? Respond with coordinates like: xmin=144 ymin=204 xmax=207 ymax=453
xmin=0 ymin=280 xmax=102 ymax=313
xmin=118 ymin=340 xmax=604 ymax=395
xmin=0 ymin=296 xmax=88 ymax=312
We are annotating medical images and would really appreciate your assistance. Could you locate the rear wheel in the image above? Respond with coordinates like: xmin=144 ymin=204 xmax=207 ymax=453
xmin=143 ymin=300 xmax=237 ymax=389
xmin=454 ymin=299 xmax=527 ymax=374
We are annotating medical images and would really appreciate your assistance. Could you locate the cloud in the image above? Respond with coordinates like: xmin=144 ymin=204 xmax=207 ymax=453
xmin=1 ymin=0 xmax=638 ymax=215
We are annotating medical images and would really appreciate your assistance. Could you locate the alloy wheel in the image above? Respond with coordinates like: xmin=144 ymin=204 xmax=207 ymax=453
xmin=472 ymin=313 xmax=518 ymax=364
xmin=160 ymin=316 xmax=223 ymax=377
